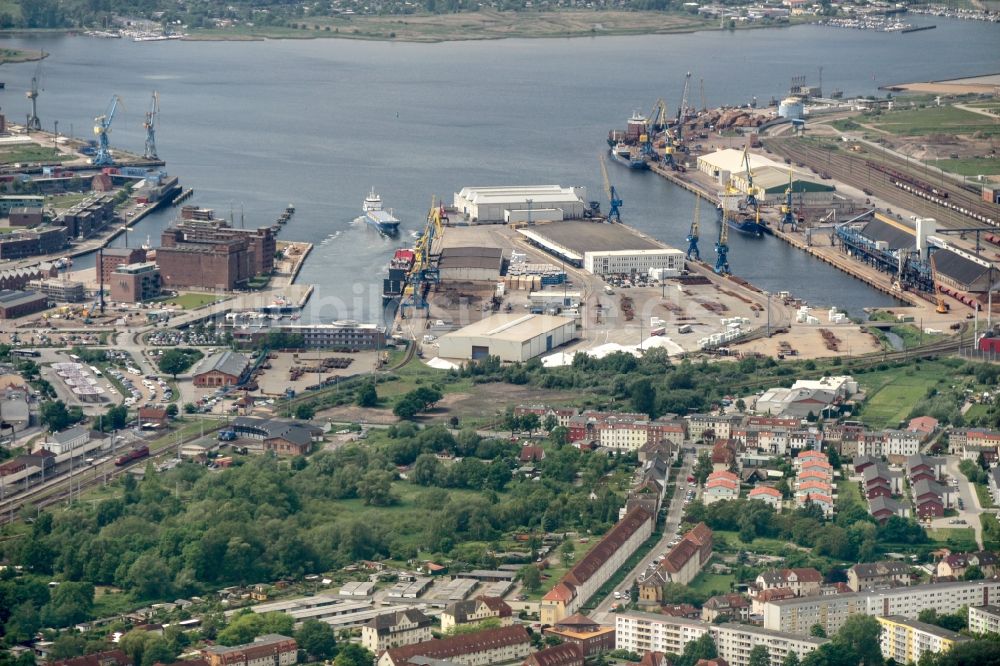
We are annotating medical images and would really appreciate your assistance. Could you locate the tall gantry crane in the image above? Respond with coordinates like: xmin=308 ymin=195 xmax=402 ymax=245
xmin=93 ymin=95 xmax=123 ymax=167
xmin=715 ymin=203 xmax=731 ymax=275
xmin=686 ymin=194 xmax=701 ymax=261
xmin=675 ymin=72 xmax=692 ymax=139
xmin=143 ymin=91 xmax=159 ymax=160
xmin=600 ymin=154 xmax=622 ymax=223
xmin=741 ymin=144 xmax=761 ymax=212
xmin=25 ymin=68 xmax=42 ymax=132
xmin=781 ymin=169 xmax=797 ymax=231
xmin=402 ymin=197 xmax=445 ymax=313
xmin=648 ymin=98 xmax=669 ymax=133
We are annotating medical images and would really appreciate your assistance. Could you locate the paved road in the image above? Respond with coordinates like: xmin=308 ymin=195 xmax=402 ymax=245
xmin=932 ymin=455 xmax=985 ymax=549
xmin=591 ymin=451 xmax=694 ymax=624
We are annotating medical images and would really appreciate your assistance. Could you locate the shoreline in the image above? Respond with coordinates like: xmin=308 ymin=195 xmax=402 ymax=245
xmin=0 ymin=12 xmax=813 ymax=46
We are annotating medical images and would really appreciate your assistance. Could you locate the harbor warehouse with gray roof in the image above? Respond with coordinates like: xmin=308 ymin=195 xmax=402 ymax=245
xmin=437 ymin=313 xmax=577 ymax=363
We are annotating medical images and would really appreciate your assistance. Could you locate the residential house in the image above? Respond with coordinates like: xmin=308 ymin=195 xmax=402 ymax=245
xmin=751 ymin=588 xmax=797 ymax=617
xmin=868 ymin=496 xmax=908 ymax=524
xmin=906 ymin=455 xmax=944 ymax=483
xmin=907 ymin=416 xmax=939 ymax=440
xmin=48 ymin=651 xmax=132 ymax=666
xmin=440 ymin=597 xmax=513 ymax=633
xmin=514 ymin=405 xmax=576 ymax=428
xmin=710 ymin=441 xmax=738 ymax=471
xmin=847 ymin=562 xmax=912 ymax=592
xmin=701 ymin=594 xmax=750 ymax=623
xmin=704 ymin=471 xmax=739 ymax=505
xmin=522 ymin=643 xmax=584 ymax=666
xmin=661 ymin=604 xmax=701 ymax=619
xmin=541 ymin=508 xmax=654 ymax=625
xmin=755 ymin=569 xmax=823 ymax=598
xmin=543 ymin=614 xmax=615 ymax=656
xmin=201 ymin=635 xmax=297 ymax=666
xmin=747 ymin=485 xmax=782 ymax=512
xmin=363 ymin=609 xmax=435 ymax=653
xmin=936 ymin=551 xmax=999 ymax=579
xmin=377 ymin=625 xmax=531 ymax=666
xmin=641 ymin=523 xmax=713 ymax=602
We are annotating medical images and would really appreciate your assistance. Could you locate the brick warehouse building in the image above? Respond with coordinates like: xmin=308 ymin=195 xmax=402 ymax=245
xmin=110 ymin=262 xmax=161 ymax=303
xmin=98 ymin=247 xmax=147 ymax=284
xmin=0 ymin=290 xmax=48 ymax=319
xmin=156 ymin=217 xmax=275 ymax=291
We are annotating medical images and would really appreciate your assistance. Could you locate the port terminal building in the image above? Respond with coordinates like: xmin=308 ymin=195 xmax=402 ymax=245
xmin=517 ymin=221 xmax=684 ymax=277
xmin=437 ymin=313 xmax=577 ymax=362
xmin=453 ymin=185 xmax=588 ymax=223
xmin=697 ymin=148 xmax=835 ymax=206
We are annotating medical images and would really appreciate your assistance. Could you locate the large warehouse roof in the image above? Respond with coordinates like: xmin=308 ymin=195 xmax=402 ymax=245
xmin=440 ymin=313 xmax=574 ymax=343
xmin=745 ymin=166 xmax=834 ymax=194
xmin=519 ymin=221 xmax=662 ymax=257
xmin=698 ymin=148 xmax=777 ymax=174
xmin=933 ymin=249 xmax=992 ymax=288
xmin=860 ymin=217 xmax=916 ymax=251
xmin=455 ymin=185 xmax=585 ymax=207
xmin=438 ymin=246 xmax=504 ymax=270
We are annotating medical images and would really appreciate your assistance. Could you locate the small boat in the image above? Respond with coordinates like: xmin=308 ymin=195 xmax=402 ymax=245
xmin=362 ymin=189 xmax=400 ymax=237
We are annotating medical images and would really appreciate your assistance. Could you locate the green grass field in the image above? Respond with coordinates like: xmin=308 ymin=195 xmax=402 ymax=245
xmin=158 ymin=293 xmax=227 ymax=310
xmin=926 ymin=157 xmax=1000 ymax=177
xmin=857 ymin=363 xmax=950 ymax=428
xmin=687 ymin=570 xmax=736 ymax=597
xmin=974 ymin=483 xmax=996 ymax=509
xmin=982 ymin=513 xmax=1000 ymax=550
xmin=712 ymin=529 xmax=797 ymax=557
xmin=927 ymin=527 xmax=978 ymax=551
xmin=0 ymin=145 xmax=69 ymax=165
xmin=869 ymin=106 xmax=1000 ymax=137
xmin=45 ymin=192 xmax=93 ymax=210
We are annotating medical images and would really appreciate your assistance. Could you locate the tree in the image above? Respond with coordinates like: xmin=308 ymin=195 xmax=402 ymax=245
xmin=41 ymin=582 xmax=93 ymax=628
xmin=333 ymin=644 xmax=374 ymax=666
xmin=629 ymin=378 xmax=656 ymax=417
xmin=40 ymin=400 xmax=74 ymax=432
xmin=693 ymin=452 xmax=713 ymax=484
xmin=103 ymin=404 xmax=129 ymax=431
xmin=521 ymin=565 xmax=541 ymax=592
xmin=735 ymin=398 xmax=746 ymax=413
xmin=159 ymin=348 xmax=196 ymax=378
xmin=677 ymin=633 xmax=717 ymax=666
xmin=412 ymin=453 xmax=443 ymax=486
xmin=550 ymin=426 xmax=569 ymax=448
xmin=183 ymin=402 xmax=197 ymax=414
xmin=542 ymin=414 xmax=558 ymax=433
xmin=748 ymin=645 xmax=770 ymax=666
xmin=295 ymin=619 xmax=336 ymax=660
xmin=165 ymin=403 xmax=179 ymax=417
xmin=810 ymin=623 xmax=827 ymax=638
xmin=834 ymin=614 xmax=882 ymax=666
xmin=782 ymin=651 xmax=801 ymax=666
xmin=963 ymin=564 xmax=984 ymax=580
xmin=294 ymin=403 xmax=316 ymax=421
xmin=357 ymin=470 xmax=394 ymax=506
xmin=521 ymin=413 xmax=541 ymax=436
xmin=356 ymin=381 xmax=378 ymax=408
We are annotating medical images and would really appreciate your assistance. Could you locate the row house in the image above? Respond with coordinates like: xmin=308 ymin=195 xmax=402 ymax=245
xmin=522 ymin=643 xmax=585 ymax=666
xmin=567 ymin=411 xmax=687 ymax=453
xmin=905 ymin=454 xmax=945 ymax=484
xmin=753 ymin=568 xmax=823 ymax=599
xmin=913 ymin=479 xmax=956 ymax=519
xmin=686 ymin=413 xmax=742 ymax=442
xmin=541 ymin=507 xmax=654 ymax=625
xmin=704 ymin=470 xmax=740 ymax=504
xmin=514 ymin=405 xmax=576 ymax=428
xmin=936 ymin=551 xmax=999 ymax=579
xmin=868 ymin=495 xmax=909 ymax=524
xmin=846 ymin=561 xmax=913 ymax=592
xmin=862 ymin=463 xmax=904 ymax=498
xmin=440 ymin=596 xmax=513 ymax=633
xmin=639 ymin=523 xmax=713 ymax=604
xmin=952 ymin=428 xmax=1000 ymax=464
xmin=377 ymin=625 xmax=531 ymax=666
xmin=794 ymin=450 xmax=834 ymax=517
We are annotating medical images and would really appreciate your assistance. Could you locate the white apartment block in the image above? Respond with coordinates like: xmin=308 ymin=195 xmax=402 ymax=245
xmin=616 ymin=612 xmax=826 ymax=666
xmin=764 ymin=580 xmax=1000 ymax=635
xmin=599 ymin=423 xmax=650 ymax=452
xmin=968 ymin=605 xmax=1000 ymax=635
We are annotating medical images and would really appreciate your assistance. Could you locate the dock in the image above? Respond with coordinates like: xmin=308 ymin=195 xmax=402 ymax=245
xmin=172 ymin=188 xmax=194 ymax=206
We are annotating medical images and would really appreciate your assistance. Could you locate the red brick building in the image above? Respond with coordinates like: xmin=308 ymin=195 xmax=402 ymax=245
xmin=98 ymin=247 xmax=148 ymax=285
xmin=192 ymin=351 xmax=251 ymax=388
xmin=0 ymin=290 xmax=48 ymax=319
xmin=49 ymin=650 xmax=131 ymax=666
xmin=543 ymin=614 xmax=615 ymax=656
xmin=201 ymin=634 xmax=297 ymax=666
xmin=523 ymin=643 xmax=584 ymax=666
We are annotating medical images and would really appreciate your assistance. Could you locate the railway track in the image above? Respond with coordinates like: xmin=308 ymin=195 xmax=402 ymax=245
xmin=763 ymin=138 xmax=999 ymax=234
xmin=0 ymin=422 xmax=223 ymax=526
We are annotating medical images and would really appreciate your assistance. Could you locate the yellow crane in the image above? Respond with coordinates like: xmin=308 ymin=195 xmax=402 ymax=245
xmin=929 ymin=251 xmax=949 ymax=314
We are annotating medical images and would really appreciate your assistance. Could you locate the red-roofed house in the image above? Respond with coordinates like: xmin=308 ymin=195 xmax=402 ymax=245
xmin=519 ymin=445 xmax=546 ymax=463
xmin=704 ymin=470 xmax=740 ymax=505
xmin=907 ymin=416 xmax=939 ymax=439
xmin=748 ymin=485 xmax=782 ymax=512
xmin=755 ymin=568 xmax=823 ymax=598
xmin=522 ymin=643 xmax=584 ymax=666
xmin=377 ymin=625 xmax=531 ymax=666
xmin=541 ymin=508 xmax=654 ymax=625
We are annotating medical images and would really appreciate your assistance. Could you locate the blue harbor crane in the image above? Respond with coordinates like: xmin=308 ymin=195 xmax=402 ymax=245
xmin=143 ymin=91 xmax=159 ymax=160
xmin=780 ymin=169 xmax=797 ymax=231
xmin=686 ymin=194 xmax=701 ymax=261
xmin=600 ymin=154 xmax=622 ymax=223
xmin=715 ymin=204 xmax=730 ymax=275
xmin=741 ymin=143 xmax=761 ymax=211
xmin=93 ymin=95 xmax=123 ymax=167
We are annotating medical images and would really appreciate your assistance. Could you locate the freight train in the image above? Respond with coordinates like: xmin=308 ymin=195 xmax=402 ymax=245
xmin=114 ymin=445 xmax=150 ymax=467
xmin=867 ymin=160 xmax=997 ymax=227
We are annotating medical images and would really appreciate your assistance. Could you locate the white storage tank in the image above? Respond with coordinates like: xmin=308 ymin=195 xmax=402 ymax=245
xmin=778 ymin=97 xmax=805 ymax=121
